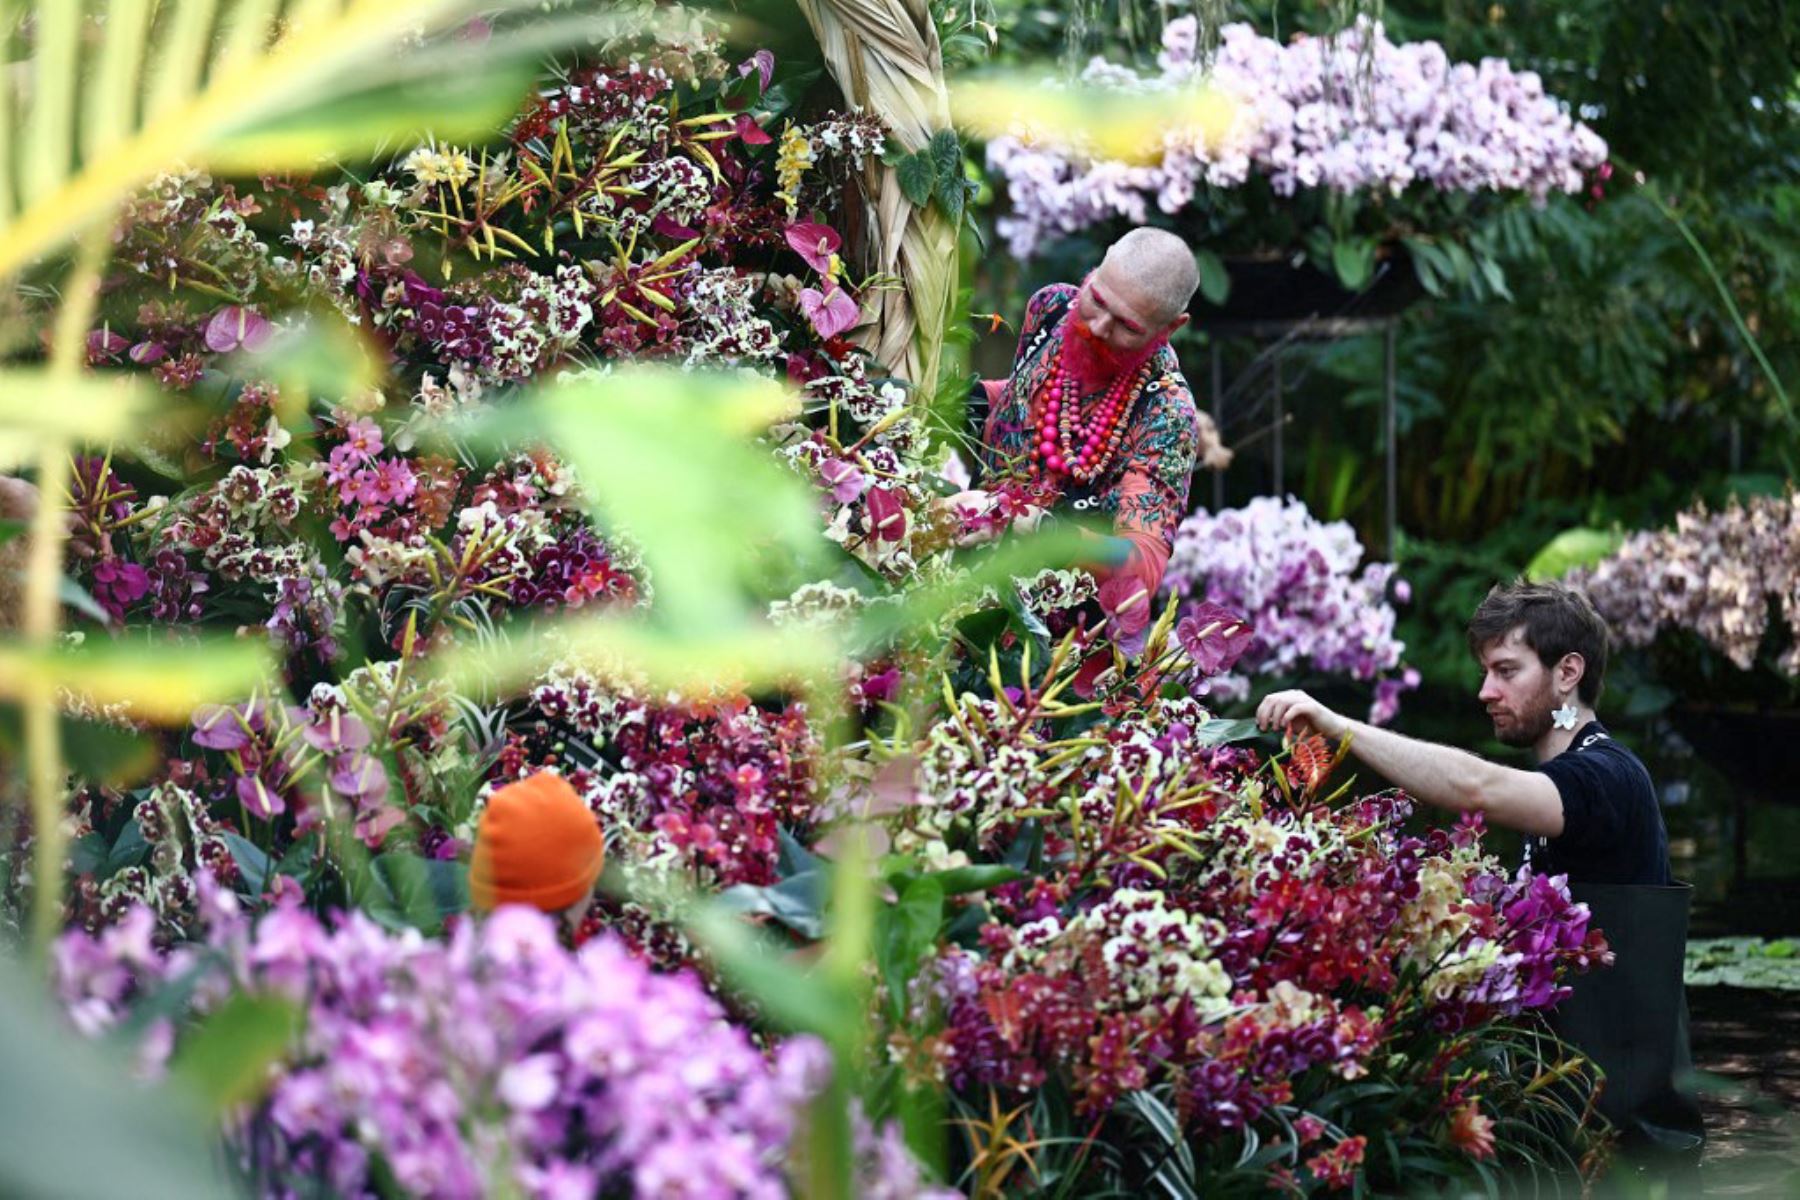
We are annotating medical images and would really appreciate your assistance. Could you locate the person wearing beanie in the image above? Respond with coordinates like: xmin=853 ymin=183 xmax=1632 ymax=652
xmin=469 ymin=771 xmax=606 ymax=924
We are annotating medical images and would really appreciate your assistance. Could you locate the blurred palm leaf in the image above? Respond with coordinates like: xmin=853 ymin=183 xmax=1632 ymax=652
xmin=0 ymin=0 xmax=635 ymax=280
xmin=0 ymin=633 xmax=272 ymax=721
xmin=459 ymin=366 xmax=832 ymax=639
xmin=949 ymin=72 xmax=1241 ymax=166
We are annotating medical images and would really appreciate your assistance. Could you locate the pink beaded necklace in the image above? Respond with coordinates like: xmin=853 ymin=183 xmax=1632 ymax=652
xmin=1026 ymin=331 xmax=1153 ymax=486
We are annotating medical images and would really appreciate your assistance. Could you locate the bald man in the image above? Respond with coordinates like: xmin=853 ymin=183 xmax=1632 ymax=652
xmin=969 ymin=228 xmax=1229 ymax=629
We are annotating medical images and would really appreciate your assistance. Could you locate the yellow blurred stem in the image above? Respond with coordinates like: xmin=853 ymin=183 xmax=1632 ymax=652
xmin=25 ymin=227 xmax=111 ymax=954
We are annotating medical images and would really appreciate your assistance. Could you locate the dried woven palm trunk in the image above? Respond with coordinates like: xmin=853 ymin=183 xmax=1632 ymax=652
xmin=793 ymin=0 xmax=958 ymax=394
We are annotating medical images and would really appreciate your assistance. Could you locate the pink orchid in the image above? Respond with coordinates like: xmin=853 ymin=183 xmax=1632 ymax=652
xmin=784 ymin=223 xmax=842 ymax=277
xmin=799 ymin=285 xmax=859 ymax=340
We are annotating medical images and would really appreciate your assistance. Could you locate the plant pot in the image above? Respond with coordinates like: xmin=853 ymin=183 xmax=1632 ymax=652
xmin=1189 ymin=250 xmax=1422 ymax=334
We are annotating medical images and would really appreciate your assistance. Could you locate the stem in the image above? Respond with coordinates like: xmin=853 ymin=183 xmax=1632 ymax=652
xmin=26 ymin=225 xmax=112 ymax=956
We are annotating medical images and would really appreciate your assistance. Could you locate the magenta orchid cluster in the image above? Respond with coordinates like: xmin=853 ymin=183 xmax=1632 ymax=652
xmin=1164 ymin=496 xmax=1419 ymax=722
xmin=518 ymin=666 xmax=818 ymax=889
xmin=989 ymin=16 xmax=1608 ymax=258
xmin=53 ymin=889 xmax=946 ymax=1200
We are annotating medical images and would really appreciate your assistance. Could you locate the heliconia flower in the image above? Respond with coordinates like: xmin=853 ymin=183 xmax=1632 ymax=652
xmin=203 ymin=306 xmax=274 ymax=354
xmin=784 ymin=222 xmax=842 ymax=276
xmin=1176 ymin=601 xmax=1254 ymax=676
xmin=799 ymin=285 xmax=859 ymax=340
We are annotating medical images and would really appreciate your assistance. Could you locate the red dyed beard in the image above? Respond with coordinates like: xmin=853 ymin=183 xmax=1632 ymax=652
xmin=1062 ymin=308 xmax=1167 ymax=394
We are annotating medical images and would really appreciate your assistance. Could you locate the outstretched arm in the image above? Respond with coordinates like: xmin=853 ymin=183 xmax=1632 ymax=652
xmin=1255 ymin=690 xmax=1566 ymax=838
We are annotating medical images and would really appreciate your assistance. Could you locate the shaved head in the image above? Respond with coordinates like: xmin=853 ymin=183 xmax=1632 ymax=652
xmin=1102 ymin=227 xmax=1201 ymax=326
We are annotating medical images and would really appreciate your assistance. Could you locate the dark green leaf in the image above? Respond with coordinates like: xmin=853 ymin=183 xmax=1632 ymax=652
xmin=220 ymin=833 xmax=272 ymax=898
xmin=921 ymin=864 xmax=1026 ymax=895
xmin=717 ymin=870 xmax=827 ymax=939
xmin=1330 ymin=238 xmax=1377 ymax=291
xmin=879 ymin=876 xmax=943 ymax=1019
xmin=60 ymin=574 xmax=110 ymax=624
xmin=1193 ymin=248 xmax=1230 ymax=306
xmin=1195 ymin=718 xmax=1259 ymax=747
xmin=358 ymin=853 xmax=470 ymax=933
xmin=897 ymin=150 xmax=936 ymax=210
xmin=0 ymin=518 xmax=24 ymax=546
xmin=103 ymin=819 xmax=150 ymax=880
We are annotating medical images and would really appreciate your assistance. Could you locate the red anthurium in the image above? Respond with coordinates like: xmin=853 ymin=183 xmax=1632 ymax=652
xmin=864 ymin=486 xmax=908 ymax=542
xmin=734 ymin=114 xmax=773 ymax=145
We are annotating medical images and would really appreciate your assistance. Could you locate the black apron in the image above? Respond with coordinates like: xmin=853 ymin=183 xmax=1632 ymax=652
xmin=1549 ymin=880 xmax=1706 ymax=1157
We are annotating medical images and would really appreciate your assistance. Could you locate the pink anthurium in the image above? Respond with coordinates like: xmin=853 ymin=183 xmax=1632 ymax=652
xmin=203 ymin=305 xmax=274 ymax=354
xmin=784 ymin=222 xmax=842 ymax=277
xmin=799 ymin=286 xmax=860 ymax=341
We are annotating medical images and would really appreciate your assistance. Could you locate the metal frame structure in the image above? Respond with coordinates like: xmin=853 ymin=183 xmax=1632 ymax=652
xmin=1205 ymin=316 xmax=1401 ymax=558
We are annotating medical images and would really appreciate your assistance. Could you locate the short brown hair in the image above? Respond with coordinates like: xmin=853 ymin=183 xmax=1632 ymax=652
xmin=1466 ymin=580 xmax=1611 ymax=706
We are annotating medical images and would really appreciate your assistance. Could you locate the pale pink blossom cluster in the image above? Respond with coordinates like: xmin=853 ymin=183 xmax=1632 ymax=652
xmin=1576 ymin=491 xmax=1800 ymax=675
xmin=988 ymin=17 xmax=1609 ymax=257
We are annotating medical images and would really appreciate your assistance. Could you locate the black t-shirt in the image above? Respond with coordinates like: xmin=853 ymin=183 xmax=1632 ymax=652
xmin=1525 ymin=721 xmax=1673 ymax=885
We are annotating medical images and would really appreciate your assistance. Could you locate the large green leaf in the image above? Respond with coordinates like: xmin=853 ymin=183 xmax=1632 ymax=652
xmin=1525 ymin=527 xmax=1624 ymax=581
xmin=169 ymin=991 xmax=303 ymax=1118
xmin=0 ymin=952 xmax=233 ymax=1199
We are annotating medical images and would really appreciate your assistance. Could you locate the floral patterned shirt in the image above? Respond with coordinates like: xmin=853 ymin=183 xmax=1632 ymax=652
xmin=978 ymin=283 xmax=1201 ymax=599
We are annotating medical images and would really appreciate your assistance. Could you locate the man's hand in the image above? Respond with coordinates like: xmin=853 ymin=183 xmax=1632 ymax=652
xmin=1256 ymin=689 xmax=1350 ymax=742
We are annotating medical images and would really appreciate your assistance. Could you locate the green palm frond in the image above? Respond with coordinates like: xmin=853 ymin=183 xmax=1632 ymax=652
xmin=0 ymin=0 xmax=626 ymax=280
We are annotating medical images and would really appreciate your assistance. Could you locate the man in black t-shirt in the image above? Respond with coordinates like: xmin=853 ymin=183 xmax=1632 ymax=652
xmin=1255 ymin=580 xmax=1699 ymax=1157
xmin=1254 ymin=580 xmax=1672 ymax=886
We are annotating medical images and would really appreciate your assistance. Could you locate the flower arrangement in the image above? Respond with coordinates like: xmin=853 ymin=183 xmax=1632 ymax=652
xmin=855 ymin=617 xmax=1607 ymax=1191
xmin=987 ymin=16 xmax=1609 ymax=298
xmin=1163 ymin=496 xmax=1419 ymax=722
xmin=15 ymin=15 xmax=1620 ymax=1197
xmin=54 ymin=888 xmax=944 ymax=1199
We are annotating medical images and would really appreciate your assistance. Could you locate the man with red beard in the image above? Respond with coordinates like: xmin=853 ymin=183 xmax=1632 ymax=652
xmin=967 ymin=227 xmax=1229 ymax=631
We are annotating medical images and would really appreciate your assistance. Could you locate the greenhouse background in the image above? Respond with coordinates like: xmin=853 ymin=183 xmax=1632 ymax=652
xmin=0 ymin=0 xmax=1796 ymax=1196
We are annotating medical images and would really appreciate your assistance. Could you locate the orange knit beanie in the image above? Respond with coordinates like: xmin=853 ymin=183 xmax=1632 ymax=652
xmin=469 ymin=772 xmax=605 ymax=913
